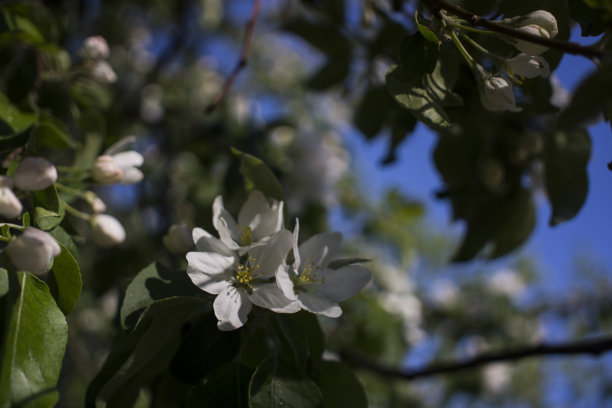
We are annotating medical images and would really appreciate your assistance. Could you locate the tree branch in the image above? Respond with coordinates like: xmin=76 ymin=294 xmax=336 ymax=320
xmin=205 ymin=0 xmax=262 ymax=114
xmin=340 ymin=334 xmax=612 ymax=380
xmin=422 ymin=0 xmax=608 ymax=60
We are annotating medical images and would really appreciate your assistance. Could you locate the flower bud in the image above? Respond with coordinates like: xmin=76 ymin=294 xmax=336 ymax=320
xmin=0 ymin=176 xmax=22 ymax=219
xmin=13 ymin=157 xmax=57 ymax=191
xmin=80 ymin=36 xmax=110 ymax=60
xmin=511 ymin=10 xmax=558 ymax=55
xmin=520 ymin=10 xmax=558 ymax=38
xmin=92 ymin=155 xmax=123 ymax=184
xmin=6 ymin=228 xmax=61 ymax=275
xmin=84 ymin=191 xmax=107 ymax=213
xmin=90 ymin=214 xmax=126 ymax=247
xmin=514 ymin=25 xmax=551 ymax=55
xmin=479 ymin=75 xmax=521 ymax=112
xmin=506 ymin=54 xmax=550 ymax=78
xmin=90 ymin=61 xmax=117 ymax=84
xmin=163 ymin=224 xmax=193 ymax=254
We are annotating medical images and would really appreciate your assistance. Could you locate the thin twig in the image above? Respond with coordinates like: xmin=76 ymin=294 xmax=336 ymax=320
xmin=205 ymin=0 xmax=263 ymax=114
xmin=341 ymin=334 xmax=612 ymax=380
xmin=422 ymin=0 xmax=607 ymax=60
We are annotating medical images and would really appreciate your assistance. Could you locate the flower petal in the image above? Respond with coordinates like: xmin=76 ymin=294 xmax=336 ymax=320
xmin=214 ymin=286 xmax=252 ymax=331
xmin=192 ymin=227 xmax=234 ymax=256
xmin=113 ymin=151 xmax=144 ymax=168
xmin=121 ymin=167 xmax=144 ymax=184
xmin=321 ymin=265 xmax=371 ymax=302
xmin=275 ymin=264 xmax=297 ymax=301
xmin=212 ymin=196 xmax=239 ymax=239
xmin=297 ymin=292 xmax=342 ymax=318
xmin=186 ymin=252 xmax=234 ymax=294
xmin=299 ymin=232 xmax=342 ymax=269
xmin=249 ymin=229 xmax=292 ymax=277
xmin=250 ymin=283 xmax=299 ymax=313
xmin=238 ymin=190 xmax=269 ymax=228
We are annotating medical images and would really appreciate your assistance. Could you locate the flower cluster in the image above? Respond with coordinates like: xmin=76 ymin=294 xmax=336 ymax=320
xmin=186 ymin=191 xmax=371 ymax=330
xmin=79 ymin=35 xmax=117 ymax=84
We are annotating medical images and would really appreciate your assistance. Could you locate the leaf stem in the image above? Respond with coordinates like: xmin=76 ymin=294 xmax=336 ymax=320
xmin=62 ymin=201 xmax=92 ymax=221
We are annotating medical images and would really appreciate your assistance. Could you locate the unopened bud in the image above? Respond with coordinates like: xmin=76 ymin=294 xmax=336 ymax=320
xmin=92 ymin=151 xmax=144 ymax=185
xmin=80 ymin=36 xmax=110 ymax=60
xmin=163 ymin=224 xmax=193 ymax=254
xmin=520 ymin=10 xmax=558 ymax=38
xmin=84 ymin=192 xmax=107 ymax=213
xmin=510 ymin=10 xmax=558 ymax=55
xmin=479 ymin=74 xmax=521 ymax=112
xmin=13 ymin=157 xmax=57 ymax=191
xmin=506 ymin=54 xmax=550 ymax=78
xmin=6 ymin=228 xmax=61 ymax=275
xmin=90 ymin=214 xmax=126 ymax=247
xmin=91 ymin=61 xmax=117 ymax=84
xmin=0 ymin=176 xmax=22 ymax=219
xmin=92 ymin=155 xmax=123 ymax=184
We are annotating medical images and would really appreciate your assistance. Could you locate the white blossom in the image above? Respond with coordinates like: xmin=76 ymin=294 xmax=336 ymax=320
xmin=479 ymin=74 xmax=521 ymax=112
xmin=0 ymin=176 xmax=22 ymax=219
xmin=163 ymin=223 xmax=193 ymax=254
xmin=90 ymin=214 xmax=126 ymax=247
xmin=187 ymin=227 xmax=298 ymax=331
xmin=511 ymin=10 xmax=558 ymax=55
xmin=276 ymin=221 xmax=371 ymax=318
xmin=213 ymin=190 xmax=284 ymax=253
xmin=506 ymin=54 xmax=550 ymax=78
xmin=80 ymin=36 xmax=110 ymax=60
xmin=91 ymin=61 xmax=117 ymax=84
xmin=92 ymin=152 xmax=144 ymax=185
xmin=5 ymin=228 xmax=60 ymax=275
xmin=429 ymin=278 xmax=459 ymax=308
xmin=514 ymin=25 xmax=551 ymax=55
xmin=13 ymin=157 xmax=57 ymax=191
xmin=486 ymin=268 xmax=526 ymax=298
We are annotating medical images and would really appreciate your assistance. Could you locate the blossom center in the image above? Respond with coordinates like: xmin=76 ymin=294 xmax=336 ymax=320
xmin=239 ymin=226 xmax=253 ymax=246
xmin=298 ymin=260 xmax=325 ymax=285
xmin=234 ymin=256 xmax=260 ymax=290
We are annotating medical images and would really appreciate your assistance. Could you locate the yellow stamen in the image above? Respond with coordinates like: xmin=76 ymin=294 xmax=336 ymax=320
xmin=298 ymin=260 xmax=325 ymax=285
xmin=240 ymin=226 xmax=253 ymax=246
xmin=234 ymin=257 xmax=260 ymax=290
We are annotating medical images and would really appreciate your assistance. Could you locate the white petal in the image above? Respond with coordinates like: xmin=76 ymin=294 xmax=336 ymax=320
xmin=299 ymin=232 xmax=342 ymax=269
xmin=216 ymin=217 xmax=241 ymax=251
xmin=321 ymin=265 xmax=371 ymax=302
xmin=297 ymin=292 xmax=342 ymax=318
xmin=253 ymin=201 xmax=284 ymax=241
xmin=212 ymin=196 xmax=240 ymax=241
xmin=249 ymin=283 xmax=300 ymax=313
xmin=275 ymin=264 xmax=297 ymax=301
xmin=238 ymin=190 xmax=269 ymax=228
xmin=291 ymin=219 xmax=301 ymax=269
xmin=186 ymin=251 xmax=234 ymax=275
xmin=214 ymin=286 xmax=252 ymax=330
xmin=192 ymin=227 xmax=234 ymax=256
xmin=249 ymin=229 xmax=292 ymax=277
xmin=121 ymin=167 xmax=144 ymax=184
xmin=113 ymin=151 xmax=144 ymax=168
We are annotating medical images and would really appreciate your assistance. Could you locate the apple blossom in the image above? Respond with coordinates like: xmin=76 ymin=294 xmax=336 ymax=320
xmin=506 ymin=54 xmax=550 ymax=78
xmin=276 ymin=220 xmax=371 ymax=318
xmin=90 ymin=214 xmax=126 ymax=247
xmin=479 ymin=75 xmax=521 ymax=112
xmin=5 ymin=228 xmax=60 ymax=275
xmin=80 ymin=35 xmax=110 ymax=60
xmin=0 ymin=176 xmax=22 ymax=219
xmin=12 ymin=157 xmax=57 ymax=191
xmin=92 ymin=151 xmax=144 ymax=185
xmin=510 ymin=10 xmax=558 ymax=55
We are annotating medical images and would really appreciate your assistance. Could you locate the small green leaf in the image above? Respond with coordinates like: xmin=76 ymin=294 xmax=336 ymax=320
xmin=0 ymin=269 xmax=67 ymax=407
xmin=32 ymin=184 xmax=65 ymax=230
xmin=231 ymin=148 xmax=285 ymax=205
xmin=544 ymin=129 xmax=591 ymax=225
xmin=49 ymin=241 xmax=82 ymax=314
xmin=0 ymin=91 xmax=36 ymax=135
xmin=35 ymin=112 xmax=78 ymax=149
xmin=249 ymin=358 xmax=324 ymax=408
xmin=120 ymin=262 xmax=205 ymax=329
xmin=316 ymin=361 xmax=368 ymax=408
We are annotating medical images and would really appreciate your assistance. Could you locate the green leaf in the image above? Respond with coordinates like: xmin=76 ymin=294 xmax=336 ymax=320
xmin=187 ymin=362 xmax=253 ymax=408
xmin=48 ymin=241 xmax=82 ymax=314
xmin=399 ymin=27 xmax=439 ymax=79
xmin=169 ymin=313 xmax=241 ymax=384
xmin=0 ymin=91 xmax=36 ymax=135
xmin=35 ymin=112 xmax=78 ymax=149
xmin=544 ymin=129 xmax=591 ymax=226
xmin=274 ymin=312 xmax=324 ymax=373
xmin=70 ymin=79 xmax=112 ymax=110
xmin=568 ymin=0 xmax=609 ymax=36
xmin=87 ymin=296 xmax=209 ymax=408
xmin=316 ymin=361 xmax=368 ymax=408
xmin=32 ymin=184 xmax=65 ymax=231
xmin=231 ymin=148 xmax=285 ymax=205
xmin=120 ymin=262 xmax=205 ymax=329
xmin=249 ymin=358 xmax=324 ymax=408
xmin=0 ymin=269 xmax=67 ymax=407
xmin=558 ymin=66 xmax=612 ymax=128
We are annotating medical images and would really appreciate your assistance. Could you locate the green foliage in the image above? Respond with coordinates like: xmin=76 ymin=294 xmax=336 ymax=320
xmin=48 ymin=240 xmax=82 ymax=314
xmin=232 ymin=147 xmax=286 ymax=207
xmin=0 ymin=269 xmax=67 ymax=408
xmin=316 ymin=361 xmax=368 ymax=408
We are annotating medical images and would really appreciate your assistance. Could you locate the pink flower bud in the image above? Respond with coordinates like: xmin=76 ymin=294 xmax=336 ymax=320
xmin=80 ymin=36 xmax=110 ymax=60
xmin=0 ymin=176 xmax=22 ymax=219
xmin=6 ymin=228 xmax=61 ymax=275
xmin=13 ymin=157 xmax=57 ymax=191
xmin=90 ymin=214 xmax=126 ymax=247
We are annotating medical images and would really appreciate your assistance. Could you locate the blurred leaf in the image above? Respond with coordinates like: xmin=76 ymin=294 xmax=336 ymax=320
xmin=231 ymin=148 xmax=285 ymax=205
xmin=399 ymin=26 xmax=439 ymax=79
xmin=49 ymin=225 xmax=78 ymax=260
xmin=71 ymin=79 xmax=112 ymax=110
xmin=354 ymin=86 xmax=391 ymax=139
xmin=32 ymin=184 xmax=65 ymax=230
xmin=186 ymin=362 xmax=253 ymax=408
xmin=169 ymin=313 xmax=241 ymax=384
xmin=0 ymin=91 xmax=36 ymax=135
xmin=0 ymin=2 xmax=59 ymax=45
xmin=0 ymin=269 xmax=67 ymax=407
xmin=274 ymin=312 xmax=324 ymax=373
xmin=315 ymin=361 xmax=367 ymax=408
xmin=120 ymin=262 xmax=205 ymax=329
xmin=249 ymin=357 xmax=324 ymax=408
xmin=568 ymin=0 xmax=610 ymax=36
xmin=35 ymin=112 xmax=78 ymax=149
xmin=558 ymin=66 xmax=612 ymax=128
xmin=544 ymin=129 xmax=591 ymax=225
xmin=87 ymin=296 xmax=209 ymax=408
xmin=48 ymin=241 xmax=82 ymax=315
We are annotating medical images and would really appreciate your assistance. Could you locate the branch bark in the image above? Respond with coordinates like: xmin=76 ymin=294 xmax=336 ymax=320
xmin=205 ymin=0 xmax=262 ymax=114
xmin=341 ymin=334 xmax=612 ymax=380
xmin=422 ymin=0 xmax=608 ymax=60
